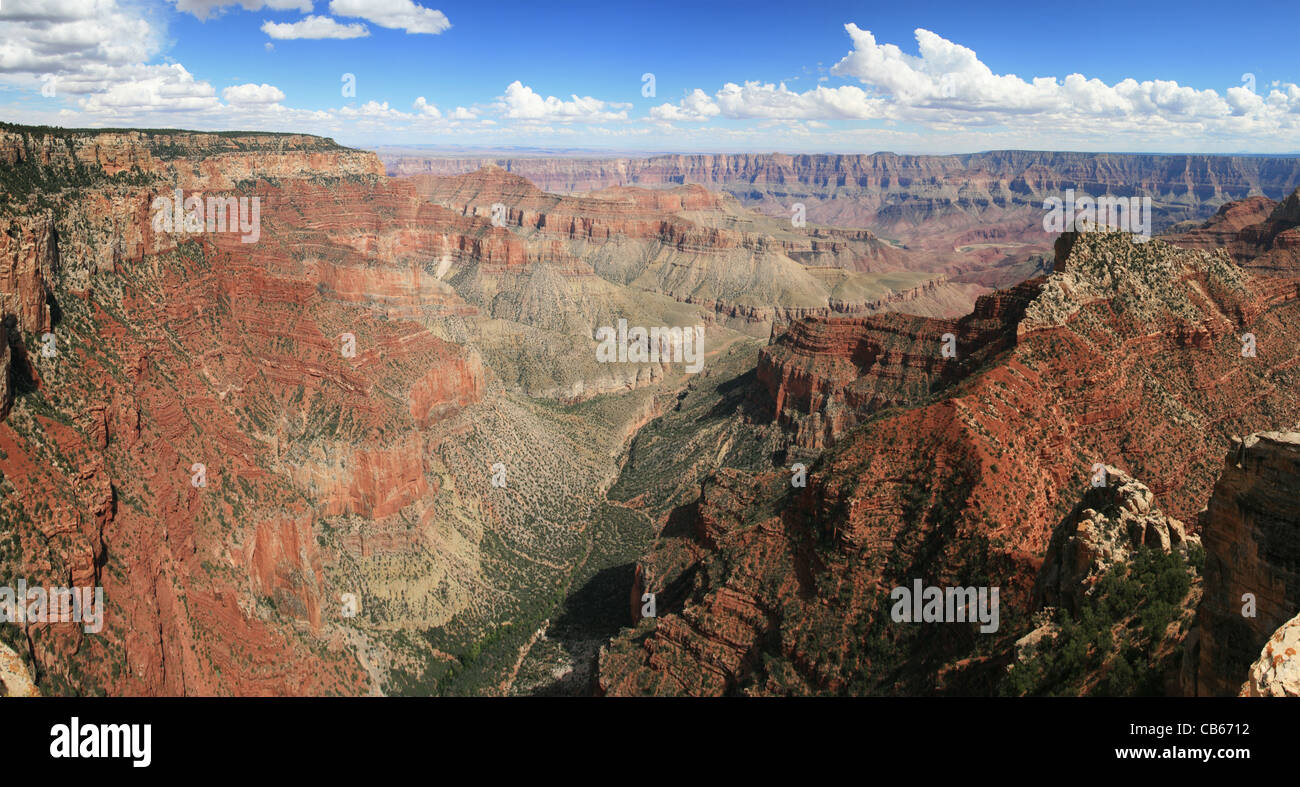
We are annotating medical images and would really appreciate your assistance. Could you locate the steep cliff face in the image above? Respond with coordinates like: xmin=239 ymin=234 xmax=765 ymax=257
xmin=1165 ymin=196 xmax=1278 ymax=252
xmin=1230 ymin=190 xmax=1300 ymax=276
xmin=0 ymin=128 xmax=472 ymax=695
xmin=412 ymin=167 xmax=906 ymax=273
xmin=1193 ymin=431 xmax=1300 ymax=696
xmin=599 ymin=226 xmax=1300 ymax=696
xmin=0 ymin=320 xmax=10 ymax=421
xmin=0 ymin=212 xmax=55 ymax=335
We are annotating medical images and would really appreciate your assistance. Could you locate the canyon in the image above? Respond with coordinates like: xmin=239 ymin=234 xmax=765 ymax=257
xmin=598 ymin=190 xmax=1300 ymax=696
xmin=2 ymin=122 xmax=1298 ymax=697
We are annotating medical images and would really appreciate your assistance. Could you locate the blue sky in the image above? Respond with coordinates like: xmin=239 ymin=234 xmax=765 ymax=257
xmin=1 ymin=0 xmax=1298 ymax=153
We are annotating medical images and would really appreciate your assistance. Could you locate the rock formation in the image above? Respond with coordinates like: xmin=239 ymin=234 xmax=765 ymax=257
xmin=1192 ymin=431 xmax=1300 ymax=696
xmin=756 ymin=277 xmax=1042 ymax=451
xmin=1035 ymin=466 xmax=1199 ymax=616
xmin=0 ymin=640 xmax=38 ymax=697
xmin=1239 ymin=611 xmax=1300 ymax=697
xmin=1168 ymin=190 xmax=1300 ymax=275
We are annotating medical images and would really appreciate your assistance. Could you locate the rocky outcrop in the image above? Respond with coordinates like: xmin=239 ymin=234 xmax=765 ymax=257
xmin=1230 ymin=190 xmax=1300 ymax=275
xmin=1164 ymin=196 xmax=1278 ymax=251
xmin=1035 ymin=466 xmax=1199 ymax=615
xmin=0 ymin=126 xmax=376 ymax=182
xmin=1168 ymin=187 xmax=1300 ymax=276
xmin=756 ymin=276 xmax=1042 ymax=450
xmin=1193 ymin=431 xmax=1300 ymax=696
xmin=0 ymin=641 xmax=39 ymax=697
xmin=1239 ymin=611 xmax=1300 ymax=697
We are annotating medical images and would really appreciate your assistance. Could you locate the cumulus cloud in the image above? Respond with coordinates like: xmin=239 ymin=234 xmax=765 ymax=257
xmin=412 ymin=96 xmax=440 ymax=118
xmin=716 ymin=81 xmax=883 ymax=119
xmin=328 ymin=0 xmax=450 ymax=35
xmin=171 ymin=0 xmax=313 ymax=21
xmin=652 ymin=81 xmax=884 ymax=121
xmin=76 ymin=63 xmax=219 ymax=113
xmin=829 ymin=24 xmax=1300 ymax=132
xmin=261 ymin=15 xmax=370 ymax=40
xmin=649 ymin=24 xmax=1300 ymax=144
xmin=411 ymin=97 xmax=480 ymax=121
xmin=0 ymin=1 xmax=221 ymax=114
xmin=0 ymin=0 xmax=161 ymax=76
xmin=649 ymin=89 xmax=719 ymax=121
xmin=3 ymin=7 xmax=1296 ymax=153
xmin=223 ymin=82 xmax=286 ymax=105
xmin=338 ymin=100 xmax=412 ymax=120
xmin=500 ymin=81 xmax=629 ymax=122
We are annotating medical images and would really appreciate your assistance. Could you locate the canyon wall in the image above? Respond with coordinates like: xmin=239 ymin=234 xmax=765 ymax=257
xmin=383 ymin=151 xmax=1300 ymax=243
xmin=0 ymin=125 xmax=667 ymax=695
xmin=1193 ymin=432 xmax=1300 ymax=696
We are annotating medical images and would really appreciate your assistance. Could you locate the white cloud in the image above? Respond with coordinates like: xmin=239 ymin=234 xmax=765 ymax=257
xmin=0 ymin=0 xmax=160 ymax=75
xmin=171 ymin=0 xmax=313 ymax=21
xmin=714 ymin=81 xmax=883 ymax=119
xmin=328 ymin=0 xmax=450 ymax=35
xmin=77 ymin=63 xmax=219 ymax=113
xmin=824 ymin=25 xmax=1299 ymax=130
xmin=338 ymin=100 xmax=412 ymax=119
xmin=261 ymin=15 xmax=370 ymax=40
xmin=648 ymin=24 xmax=1300 ymax=146
xmin=649 ymin=89 xmax=719 ymax=121
xmin=651 ymin=81 xmax=884 ymax=121
xmin=223 ymin=82 xmax=286 ymax=105
xmin=412 ymin=96 xmax=440 ymax=118
xmin=412 ymin=97 xmax=480 ymax=121
xmin=500 ymin=81 xmax=629 ymax=122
